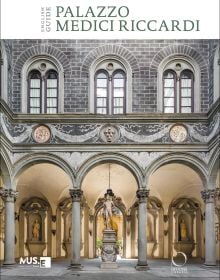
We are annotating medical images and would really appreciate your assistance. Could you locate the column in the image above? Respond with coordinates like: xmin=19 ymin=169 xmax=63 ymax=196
xmin=201 ymin=189 xmax=217 ymax=266
xmin=0 ymin=188 xmax=18 ymax=266
xmin=69 ymin=189 xmax=83 ymax=269
xmin=136 ymin=189 xmax=149 ymax=270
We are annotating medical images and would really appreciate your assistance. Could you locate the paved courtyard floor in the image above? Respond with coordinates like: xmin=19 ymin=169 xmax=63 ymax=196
xmin=0 ymin=258 xmax=220 ymax=280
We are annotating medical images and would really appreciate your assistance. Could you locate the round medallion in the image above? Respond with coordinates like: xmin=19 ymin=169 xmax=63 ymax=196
xmin=169 ymin=124 xmax=188 ymax=143
xmin=33 ymin=125 xmax=51 ymax=143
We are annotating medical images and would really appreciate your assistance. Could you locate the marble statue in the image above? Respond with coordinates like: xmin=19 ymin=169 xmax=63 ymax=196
xmin=32 ymin=219 xmax=41 ymax=241
xmin=103 ymin=194 xmax=114 ymax=230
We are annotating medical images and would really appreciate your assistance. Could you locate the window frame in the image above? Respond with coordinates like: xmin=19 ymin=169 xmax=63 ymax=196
xmin=179 ymin=69 xmax=194 ymax=113
xmin=45 ymin=69 xmax=59 ymax=114
xmin=111 ymin=69 xmax=126 ymax=115
xmin=28 ymin=70 xmax=42 ymax=114
xmin=162 ymin=69 xmax=177 ymax=113
xmin=95 ymin=69 xmax=109 ymax=115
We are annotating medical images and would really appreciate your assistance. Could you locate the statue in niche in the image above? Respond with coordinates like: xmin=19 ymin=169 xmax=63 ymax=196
xmin=103 ymin=194 xmax=115 ymax=230
xmin=32 ymin=219 xmax=41 ymax=241
xmin=179 ymin=218 xmax=188 ymax=241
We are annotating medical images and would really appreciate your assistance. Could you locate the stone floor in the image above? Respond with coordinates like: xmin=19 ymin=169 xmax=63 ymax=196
xmin=0 ymin=258 xmax=219 ymax=280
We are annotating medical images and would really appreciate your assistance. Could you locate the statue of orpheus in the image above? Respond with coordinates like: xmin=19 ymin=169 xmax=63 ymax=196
xmin=103 ymin=194 xmax=114 ymax=230
xmin=32 ymin=219 xmax=41 ymax=241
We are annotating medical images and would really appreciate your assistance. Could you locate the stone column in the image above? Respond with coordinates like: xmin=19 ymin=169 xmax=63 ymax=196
xmin=201 ymin=189 xmax=217 ymax=266
xmin=69 ymin=189 xmax=83 ymax=269
xmin=136 ymin=189 xmax=149 ymax=270
xmin=0 ymin=188 xmax=18 ymax=266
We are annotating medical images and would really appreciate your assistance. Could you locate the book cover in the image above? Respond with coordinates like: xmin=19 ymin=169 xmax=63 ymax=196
xmin=0 ymin=0 xmax=219 ymax=279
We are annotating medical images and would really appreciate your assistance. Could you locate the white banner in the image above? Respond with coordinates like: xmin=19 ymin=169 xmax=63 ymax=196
xmin=1 ymin=0 xmax=219 ymax=39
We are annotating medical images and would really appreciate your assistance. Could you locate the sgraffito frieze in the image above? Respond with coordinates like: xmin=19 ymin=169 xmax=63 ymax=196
xmin=1 ymin=112 xmax=219 ymax=145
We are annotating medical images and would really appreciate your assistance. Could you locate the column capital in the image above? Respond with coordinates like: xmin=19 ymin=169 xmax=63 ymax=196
xmin=0 ymin=188 xmax=18 ymax=202
xmin=69 ymin=189 xmax=83 ymax=202
xmin=136 ymin=189 xmax=149 ymax=203
xmin=201 ymin=189 xmax=218 ymax=203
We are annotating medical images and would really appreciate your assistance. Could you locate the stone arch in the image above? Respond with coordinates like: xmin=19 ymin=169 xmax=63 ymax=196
xmin=81 ymin=44 xmax=140 ymax=114
xmin=77 ymin=152 xmax=144 ymax=190
xmin=145 ymin=153 xmax=208 ymax=188
xmin=13 ymin=44 xmax=71 ymax=75
xmin=0 ymin=147 xmax=12 ymax=188
xmin=12 ymin=152 xmax=75 ymax=189
xmin=81 ymin=44 xmax=140 ymax=75
xmin=208 ymin=146 xmax=219 ymax=186
xmin=150 ymin=44 xmax=208 ymax=72
xmin=12 ymin=44 xmax=71 ymax=113
xmin=150 ymin=44 xmax=209 ymax=113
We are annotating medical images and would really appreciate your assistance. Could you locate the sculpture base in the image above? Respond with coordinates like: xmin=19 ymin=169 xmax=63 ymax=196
xmin=101 ymin=229 xmax=117 ymax=268
xmin=174 ymin=241 xmax=195 ymax=258
xmin=100 ymin=262 xmax=118 ymax=269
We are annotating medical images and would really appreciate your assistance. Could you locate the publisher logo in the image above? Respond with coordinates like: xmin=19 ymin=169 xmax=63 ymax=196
xmin=171 ymin=252 xmax=188 ymax=274
xmin=19 ymin=257 xmax=51 ymax=268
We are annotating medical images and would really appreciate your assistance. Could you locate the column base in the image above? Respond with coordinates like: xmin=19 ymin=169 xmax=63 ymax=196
xmin=69 ymin=262 xmax=83 ymax=270
xmin=136 ymin=261 xmax=149 ymax=271
xmin=2 ymin=262 xmax=17 ymax=268
xmin=203 ymin=262 xmax=216 ymax=267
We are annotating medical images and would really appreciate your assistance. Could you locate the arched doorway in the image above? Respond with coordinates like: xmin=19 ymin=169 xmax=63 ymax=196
xmin=15 ymin=161 xmax=72 ymax=259
xmin=148 ymin=162 xmax=205 ymax=259
xmin=81 ymin=162 xmax=138 ymax=259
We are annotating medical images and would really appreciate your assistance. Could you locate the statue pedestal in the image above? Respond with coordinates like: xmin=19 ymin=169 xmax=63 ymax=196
xmin=101 ymin=230 xmax=117 ymax=269
xmin=174 ymin=241 xmax=195 ymax=258
xmin=27 ymin=242 xmax=46 ymax=257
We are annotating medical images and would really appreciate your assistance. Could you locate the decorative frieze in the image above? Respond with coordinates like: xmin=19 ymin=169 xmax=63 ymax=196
xmin=69 ymin=189 xmax=83 ymax=202
xmin=136 ymin=189 xmax=150 ymax=203
xmin=1 ymin=110 xmax=219 ymax=145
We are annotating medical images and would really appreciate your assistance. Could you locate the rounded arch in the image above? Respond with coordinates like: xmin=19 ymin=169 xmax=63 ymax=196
xmin=81 ymin=44 xmax=140 ymax=75
xmin=157 ymin=54 xmax=201 ymax=113
xmin=150 ymin=44 xmax=208 ymax=72
xmin=0 ymin=147 xmax=12 ymax=188
xmin=20 ymin=54 xmax=65 ymax=113
xmin=12 ymin=153 xmax=75 ymax=189
xmin=81 ymin=44 xmax=140 ymax=114
xmin=77 ymin=152 xmax=144 ymax=190
xmin=208 ymin=146 xmax=219 ymax=186
xmin=145 ymin=153 xmax=208 ymax=188
xmin=150 ymin=44 xmax=208 ymax=113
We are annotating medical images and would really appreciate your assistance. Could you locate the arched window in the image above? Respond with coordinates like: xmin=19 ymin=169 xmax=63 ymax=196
xmin=94 ymin=61 xmax=126 ymax=115
xmin=27 ymin=60 xmax=59 ymax=114
xmin=162 ymin=61 xmax=195 ymax=113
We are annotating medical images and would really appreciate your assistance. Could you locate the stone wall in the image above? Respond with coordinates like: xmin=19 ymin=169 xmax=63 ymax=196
xmin=2 ymin=39 xmax=219 ymax=113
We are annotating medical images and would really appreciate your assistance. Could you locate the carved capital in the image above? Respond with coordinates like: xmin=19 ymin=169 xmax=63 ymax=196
xmin=0 ymin=188 xmax=18 ymax=202
xmin=136 ymin=189 xmax=149 ymax=203
xmin=201 ymin=189 xmax=218 ymax=203
xmin=69 ymin=189 xmax=83 ymax=202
